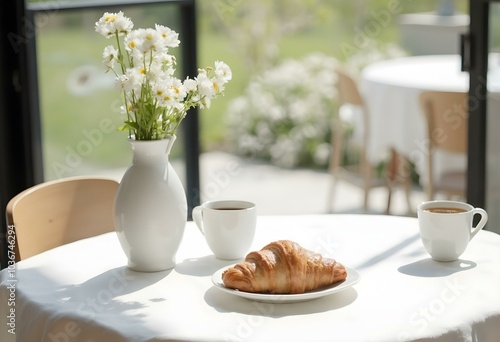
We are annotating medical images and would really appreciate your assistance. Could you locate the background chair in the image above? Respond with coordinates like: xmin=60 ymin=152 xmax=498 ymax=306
xmin=5 ymin=176 xmax=119 ymax=262
xmin=327 ymin=67 xmax=410 ymax=214
xmin=420 ymin=91 xmax=468 ymax=200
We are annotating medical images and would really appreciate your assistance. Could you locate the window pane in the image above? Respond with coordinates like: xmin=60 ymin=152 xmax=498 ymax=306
xmin=35 ymin=5 xmax=185 ymax=181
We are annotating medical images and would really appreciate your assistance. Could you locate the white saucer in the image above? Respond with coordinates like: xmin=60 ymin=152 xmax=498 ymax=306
xmin=211 ymin=264 xmax=360 ymax=304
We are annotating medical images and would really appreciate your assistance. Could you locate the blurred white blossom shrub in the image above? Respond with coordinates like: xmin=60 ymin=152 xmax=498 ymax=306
xmin=226 ymin=53 xmax=339 ymax=168
xmin=226 ymin=42 xmax=406 ymax=169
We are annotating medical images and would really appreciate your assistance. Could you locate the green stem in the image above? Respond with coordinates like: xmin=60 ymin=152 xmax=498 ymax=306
xmin=114 ymin=32 xmax=127 ymax=75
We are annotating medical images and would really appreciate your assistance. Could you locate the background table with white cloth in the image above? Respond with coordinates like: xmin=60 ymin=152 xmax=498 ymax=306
xmin=2 ymin=215 xmax=500 ymax=342
xmin=360 ymin=54 xmax=472 ymax=185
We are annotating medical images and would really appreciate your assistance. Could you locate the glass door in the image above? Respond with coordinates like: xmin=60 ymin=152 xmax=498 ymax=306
xmin=468 ymin=0 xmax=500 ymax=233
xmin=486 ymin=3 xmax=500 ymax=233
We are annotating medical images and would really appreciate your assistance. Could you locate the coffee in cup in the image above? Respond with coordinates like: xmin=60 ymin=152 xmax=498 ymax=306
xmin=417 ymin=200 xmax=488 ymax=262
xmin=423 ymin=207 xmax=467 ymax=214
xmin=192 ymin=200 xmax=256 ymax=260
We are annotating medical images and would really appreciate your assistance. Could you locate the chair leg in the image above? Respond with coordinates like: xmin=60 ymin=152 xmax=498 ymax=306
xmin=385 ymin=149 xmax=415 ymax=215
xmin=385 ymin=187 xmax=392 ymax=214
xmin=363 ymin=187 xmax=369 ymax=213
xmin=326 ymin=173 xmax=337 ymax=213
xmin=384 ymin=149 xmax=401 ymax=215
xmin=362 ymin=163 xmax=372 ymax=213
xmin=395 ymin=154 xmax=414 ymax=215
xmin=327 ymin=120 xmax=344 ymax=213
xmin=403 ymin=170 xmax=413 ymax=215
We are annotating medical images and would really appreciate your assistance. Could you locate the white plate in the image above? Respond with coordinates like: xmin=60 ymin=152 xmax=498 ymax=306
xmin=211 ymin=264 xmax=360 ymax=303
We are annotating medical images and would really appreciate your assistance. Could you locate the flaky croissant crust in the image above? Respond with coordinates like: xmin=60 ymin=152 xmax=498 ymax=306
xmin=222 ymin=240 xmax=347 ymax=294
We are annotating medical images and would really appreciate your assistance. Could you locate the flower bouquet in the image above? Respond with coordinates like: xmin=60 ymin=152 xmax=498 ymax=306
xmin=95 ymin=11 xmax=232 ymax=140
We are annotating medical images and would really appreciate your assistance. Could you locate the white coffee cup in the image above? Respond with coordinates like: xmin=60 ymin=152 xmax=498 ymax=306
xmin=417 ymin=200 xmax=488 ymax=262
xmin=192 ymin=200 xmax=256 ymax=260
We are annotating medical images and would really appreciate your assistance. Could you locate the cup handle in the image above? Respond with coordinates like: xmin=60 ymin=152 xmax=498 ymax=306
xmin=470 ymin=208 xmax=488 ymax=240
xmin=192 ymin=206 xmax=204 ymax=235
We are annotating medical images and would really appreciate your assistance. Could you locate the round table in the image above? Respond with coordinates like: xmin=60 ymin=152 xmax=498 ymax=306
xmin=1 ymin=214 xmax=500 ymax=341
xmin=360 ymin=55 xmax=469 ymax=183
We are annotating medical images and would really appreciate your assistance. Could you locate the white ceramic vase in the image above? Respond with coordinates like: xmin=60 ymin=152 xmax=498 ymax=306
xmin=114 ymin=136 xmax=187 ymax=272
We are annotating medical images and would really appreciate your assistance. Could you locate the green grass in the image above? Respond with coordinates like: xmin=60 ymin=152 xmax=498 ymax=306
xmin=37 ymin=28 xmax=132 ymax=179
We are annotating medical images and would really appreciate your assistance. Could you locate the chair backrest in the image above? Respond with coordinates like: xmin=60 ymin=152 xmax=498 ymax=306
xmin=420 ymin=91 xmax=468 ymax=154
xmin=5 ymin=176 xmax=119 ymax=261
xmin=420 ymin=91 xmax=468 ymax=199
xmin=334 ymin=66 xmax=369 ymax=155
xmin=335 ymin=67 xmax=364 ymax=107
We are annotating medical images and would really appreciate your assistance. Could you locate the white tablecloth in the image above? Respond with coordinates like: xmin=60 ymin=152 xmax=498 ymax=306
xmin=2 ymin=215 xmax=500 ymax=342
xmin=360 ymin=55 xmax=469 ymax=183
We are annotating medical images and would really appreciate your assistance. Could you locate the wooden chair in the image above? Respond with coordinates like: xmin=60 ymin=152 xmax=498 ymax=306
xmin=5 ymin=176 xmax=119 ymax=262
xmin=327 ymin=67 xmax=412 ymax=213
xmin=327 ymin=67 xmax=405 ymax=213
xmin=420 ymin=91 xmax=468 ymax=200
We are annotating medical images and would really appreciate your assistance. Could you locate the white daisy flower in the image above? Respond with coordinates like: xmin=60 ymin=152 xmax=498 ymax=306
xmin=95 ymin=11 xmax=133 ymax=38
xmin=183 ymin=78 xmax=197 ymax=92
xmin=155 ymin=24 xmax=180 ymax=48
xmin=214 ymin=60 xmax=232 ymax=82
xmin=102 ymin=45 xmax=118 ymax=71
xmin=196 ymin=73 xmax=215 ymax=98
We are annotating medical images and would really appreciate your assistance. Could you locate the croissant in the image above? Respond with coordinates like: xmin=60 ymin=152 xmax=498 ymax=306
xmin=222 ymin=240 xmax=347 ymax=294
